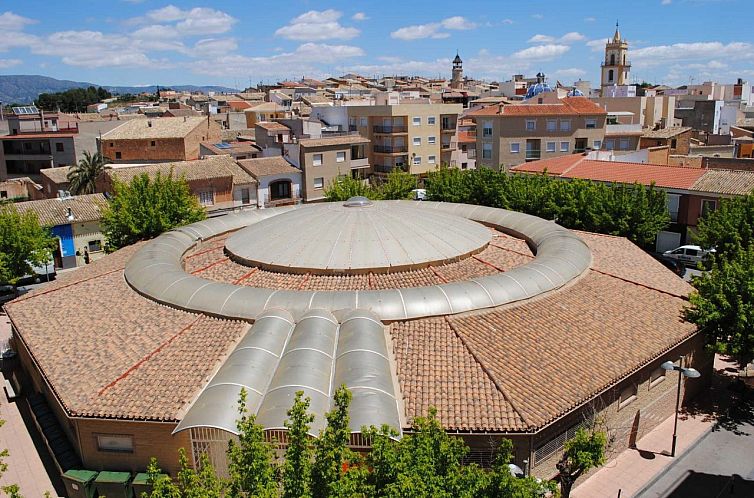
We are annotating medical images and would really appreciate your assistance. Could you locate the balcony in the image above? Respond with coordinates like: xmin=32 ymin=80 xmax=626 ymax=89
xmin=350 ymin=157 xmax=369 ymax=169
xmin=605 ymin=123 xmax=643 ymax=136
xmin=525 ymin=150 xmax=541 ymax=161
xmin=441 ymin=142 xmax=453 ymax=151
xmin=374 ymin=145 xmax=408 ymax=154
xmin=263 ymin=193 xmax=302 ymax=208
xmin=373 ymin=125 xmax=407 ymax=134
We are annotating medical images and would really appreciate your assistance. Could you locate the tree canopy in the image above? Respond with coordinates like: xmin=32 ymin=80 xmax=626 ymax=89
xmin=0 ymin=205 xmax=55 ymax=284
xmin=324 ymin=169 xmax=417 ymax=202
xmin=101 ymin=171 xmax=205 ymax=250
xmin=67 ymin=150 xmax=109 ymax=195
xmin=556 ymin=427 xmax=607 ymax=498
xmin=35 ymin=86 xmax=111 ymax=113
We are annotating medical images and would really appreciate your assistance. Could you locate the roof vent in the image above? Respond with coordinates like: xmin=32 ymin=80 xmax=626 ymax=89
xmin=66 ymin=207 xmax=74 ymax=221
xmin=147 ymin=120 xmax=152 ymax=127
xmin=343 ymin=196 xmax=373 ymax=208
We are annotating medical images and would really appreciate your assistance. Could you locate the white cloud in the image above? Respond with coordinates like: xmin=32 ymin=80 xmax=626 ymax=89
xmin=529 ymin=32 xmax=585 ymax=44
xmin=391 ymin=16 xmax=477 ymax=40
xmin=140 ymin=5 xmax=236 ymax=35
xmin=192 ymin=38 xmax=238 ymax=57
xmin=352 ymin=12 xmax=368 ymax=21
xmin=512 ymin=44 xmax=570 ymax=60
xmin=584 ymin=17 xmax=597 ymax=22
xmin=502 ymin=19 xmax=514 ymax=25
xmin=31 ymin=30 xmax=155 ymax=68
xmin=0 ymin=11 xmax=37 ymax=30
xmin=146 ymin=5 xmax=186 ymax=22
xmin=661 ymin=0 xmax=672 ymax=5
xmin=631 ymin=41 xmax=754 ymax=66
xmin=586 ymin=39 xmax=607 ymax=52
xmin=553 ymin=68 xmax=587 ymax=79
xmin=275 ymin=9 xmax=359 ymax=41
xmin=0 ymin=58 xmax=22 ymax=69
xmin=0 ymin=31 xmax=39 ymax=52
xmin=531 ymin=14 xmax=544 ymax=19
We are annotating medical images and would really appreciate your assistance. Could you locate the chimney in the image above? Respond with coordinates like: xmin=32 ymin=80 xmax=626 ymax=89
xmin=184 ymin=116 xmax=187 ymax=122
xmin=66 ymin=207 xmax=74 ymax=221
xmin=147 ymin=120 xmax=152 ymax=127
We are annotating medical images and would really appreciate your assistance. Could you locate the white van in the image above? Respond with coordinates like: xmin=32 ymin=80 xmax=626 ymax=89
xmin=662 ymin=245 xmax=714 ymax=265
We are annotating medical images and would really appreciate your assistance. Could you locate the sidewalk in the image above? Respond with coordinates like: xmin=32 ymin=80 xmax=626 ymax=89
xmin=572 ymin=355 xmax=737 ymax=498
xmin=0 ymin=313 xmax=61 ymax=497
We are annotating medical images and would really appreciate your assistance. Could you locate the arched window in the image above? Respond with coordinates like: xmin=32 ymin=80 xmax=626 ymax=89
xmin=623 ymin=54 xmax=626 ymax=65
xmin=269 ymin=180 xmax=292 ymax=201
xmin=610 ymin=54 xmax=615 ymax=65
xmin=608 ymin=69 xmax=614 ymax=82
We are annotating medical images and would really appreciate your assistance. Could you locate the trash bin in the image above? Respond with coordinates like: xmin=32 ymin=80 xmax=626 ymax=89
xmin=62 ymin=470 xmax=98 ymax=498
xmin=131 ymin=472 xmax=167 ymax=497
xmin=93 ymin=471 xmax=132 ymax=498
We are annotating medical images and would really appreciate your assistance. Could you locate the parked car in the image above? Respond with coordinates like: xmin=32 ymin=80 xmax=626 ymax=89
xmin=663 ymin=245 xmax=714 ymax=265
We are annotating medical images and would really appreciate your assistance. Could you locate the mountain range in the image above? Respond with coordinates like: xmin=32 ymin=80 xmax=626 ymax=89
xmin=0 ymin=75 xmax=238 ymax=104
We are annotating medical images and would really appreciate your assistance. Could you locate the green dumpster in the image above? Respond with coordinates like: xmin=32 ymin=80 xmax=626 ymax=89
xmin=62 ymin=470 xmax=98 ymax=498
xmin=94 ymin=471 xmax=132 ymax=498
xmin=131 ymin=472 xmax=167 ymax=497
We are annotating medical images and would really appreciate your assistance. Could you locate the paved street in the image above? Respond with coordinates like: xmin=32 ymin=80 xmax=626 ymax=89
xmin=637 ymin=384 xmax=754 ymax=498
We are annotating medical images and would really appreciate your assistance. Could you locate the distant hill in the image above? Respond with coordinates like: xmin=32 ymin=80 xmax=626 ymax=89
xmin=0 ymin=75 xmax=238 ymax=104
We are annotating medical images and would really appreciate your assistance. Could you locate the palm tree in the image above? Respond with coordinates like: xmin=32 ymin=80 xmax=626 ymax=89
xmin=67 ymin=150 xmax=109 ymax=195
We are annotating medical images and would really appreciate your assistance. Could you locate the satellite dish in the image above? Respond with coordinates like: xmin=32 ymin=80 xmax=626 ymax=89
xmin=508 ymin=463 xmax=525 ymax=477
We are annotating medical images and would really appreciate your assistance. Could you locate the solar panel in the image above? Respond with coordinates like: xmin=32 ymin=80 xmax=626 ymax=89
xmin=12 ymin=106 xmax=40 ymax=115
xmin=215 ymin=143 xmax=231 ymax=149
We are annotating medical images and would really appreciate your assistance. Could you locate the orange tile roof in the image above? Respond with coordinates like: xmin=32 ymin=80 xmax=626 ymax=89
xmin=456 ymin=131 xmax=476 ymax=143
xmin=513 ymin=157 xmax=707 ymax=190
xmin=227 ymin=100 xmax=253 ymax=111
xmin=468 ymin=97 xmax=606 ymax=117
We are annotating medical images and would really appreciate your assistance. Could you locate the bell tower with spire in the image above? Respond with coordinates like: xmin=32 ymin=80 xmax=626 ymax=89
xmin=600 ymin=21 xmax=631 ymax=95
xmin=451 ymin=52 xmax=463 ymax=90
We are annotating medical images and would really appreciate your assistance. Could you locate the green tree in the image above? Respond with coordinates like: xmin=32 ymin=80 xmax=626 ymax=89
xmin=376 ymin=169 xmax=417 ymax=200
xmin=686 ymin=246 xmax=754 ymax=365
xmin=556 ymin=427 xmax=607 ymax=498
xmin=485 ymin=439 xmax=556 ymax=498
xmin=424 ymin=166 xmax=471 ymax=204
xmin=102 ymin=171 xmax=205 ymax=250
xmin=695 ymin=194 xmax=754 ymax=263
xmin=324 ymin=175 xmax=379 ymax=201
xmin=312 ymin=386 xmax=364 ymax=498
xmin=282 ymin=391 xmax=315 ymax=498
xmin=67 ymin=150 xmax=109 ymax=195
xmin=227 ymin=388 xmax=277 ymax=497
xmin=0 ymin=205 xmax=55 ymax=284
xmin=145 ymin=457 xmax=181 ymax=498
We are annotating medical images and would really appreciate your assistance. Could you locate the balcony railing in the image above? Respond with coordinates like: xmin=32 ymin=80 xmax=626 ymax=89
xmin=350 ymin=157 xmax=369 ymax=169
xmin=605 ymin=123 xmax=643 ymax=135
xmin=374 ymin=145 xmax=408 ymax=153
xmin=373 ymin=125 xmax=407 ymax=134
xmin=263 ymin=193 xmax=302 ymax=208
xmin=525 ymin=150 xmax=541 ymax=160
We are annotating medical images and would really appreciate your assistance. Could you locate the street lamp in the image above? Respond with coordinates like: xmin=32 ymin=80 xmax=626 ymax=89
xmin=661 ymin=360 xmax=701 ymax=457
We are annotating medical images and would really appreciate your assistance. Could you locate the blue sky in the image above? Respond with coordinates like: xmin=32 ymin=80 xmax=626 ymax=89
xmin=1 ymin=0 xmax=752 ymax=88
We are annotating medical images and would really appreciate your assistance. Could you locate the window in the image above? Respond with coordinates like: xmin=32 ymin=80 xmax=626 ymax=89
xmin=510 ymin=142 xmax=520 ymax=154
xmin=546 ymin=141 xmax=556 ymax=153
xmin=482 ymin=121 xmax=493 ymax=137
xmin=96 ymin=434 xmax=133 ymax=453
xmin=560 ymin=141 xmax=569 ymax=152
xmin=427 ymin=116 xmax=436 ymax=125
xmin=412 ymin=116 xmax=421 ymax=126
xmin=413 ymin=156 xmax=421 ymax=165
xmin=109 ymin=142 xmax=114 ymax=147
xmin=428 ymin=136 xmax=436 ymax=144
xmin=610 ymin=54 xmax=615 ymax=65
xmin=198 ymin=190 xmax=214 ymax=206
xmin=55 ymin=142 xmax=64 ymax=152
xmin=413 ymin=137 xmax=421 ymax=146
xmin=115 ymin=151 xmax=122 ymax=159
xmin=359 ymin=117 xmax=368 ymax=127
xmin=336 ymin=151 xmax=345 ymax=162
xmin=546 ymin=120 xmax=557 ymax=132
xmin=270 ymin=180 xmax=292 ymax=200
xmin=483 ymin=143 xmax=493 ymax=159
xmin=525 ymin=120 xmax=536 ymax=131
xmin=0 ymin=191 xmax=7 ymax=199
xmin=650 ymin=367 xmax=666 ymax=388
xmin=560 ymin=120 xmax=571 ymax=132
xmin=428 ymin=155 xmax=436 ymax=164
xmin=619 ymin=138 xmax=631 ymax=150
xmin=594 ymin=140 xmax=602 ymax=149
xmin=585 ymin=118 xmax=597 ymax=129
xmin=313 ymin=177 xmax=324 ymax=189
xmin=608 ymin=69 xmax=614 ymax=82
xmin=88 ymin=240 xmax=103 ymax=253
xmin=670 ymin=138 xmax=678 ymax=149
xmin=241 ymin=188 xmax=250 ymax=204
xmin=701 ymin=199 xmax=717 ymax=217
xmin=313 ymin=153 xmax=323 ymax=166
xmin=605 ymin=139 xmax=615 ymax=150
xmin=618 ymin=384 xmax=638 ymax=410
xmin=461 ymin=162 xmax=468 ymax=169
xmin=150 ymin=141 xmax=156 ymax=147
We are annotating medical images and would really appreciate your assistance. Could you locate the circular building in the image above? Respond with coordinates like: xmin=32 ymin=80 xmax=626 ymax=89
xmin=5 ymin=200 xmax=708 ymax=478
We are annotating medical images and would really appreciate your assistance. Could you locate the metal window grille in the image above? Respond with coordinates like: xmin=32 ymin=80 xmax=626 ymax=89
xmin=533 ymin=421 xmax=586 ymax=466
xmin=190 ymin=427 xmax=233 ymax=478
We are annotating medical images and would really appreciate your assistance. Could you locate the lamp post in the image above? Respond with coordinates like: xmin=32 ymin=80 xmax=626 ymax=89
xmin=661 ymin=360 xmax=701 ymax=457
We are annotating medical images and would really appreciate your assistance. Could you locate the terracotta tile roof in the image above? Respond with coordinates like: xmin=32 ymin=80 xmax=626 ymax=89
xmin=101 ymin=117 xmax=211 ymax=140
xmin=237 ymin=157 xmax=300 ymax=179
xmin=468 ymin=97 xmax=606 ymax=117
xmin=227 ymin=101 xmax=253 ymax=111
xmin=641 ymin=127 xmax=692 ymax=139
xmin=14 ymin=193 xmax=107 ymax=227
xmin=298 ymin=135 xmax=370 ymax=148
xmin=456 ymin=131 xmax=476 ymax=143
xmin=5 ymin=243 xmax=248 ymax=422
xmin=691 ymin=169 xmax=754 ymax=195
xmin=256 ymin=121 xmax=290 ymax=132
xmin=108 ymin=156 xmax=255 ymax=185
xmin=39 ymin=166 xmax=73 ymax=185
xmin=513 ymin=157 xmax=707 ymax=190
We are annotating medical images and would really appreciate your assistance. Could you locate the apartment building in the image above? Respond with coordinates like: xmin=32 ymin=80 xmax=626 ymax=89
xmin=283 ymin=134 xmax=370 ymax=202
xmin=345 ymin=103 xmax=463 ymax=175
xmin=469 ymin=96 xmax=607 ymax=170
xmin=99 ymin=116 xmax=222 ymax=163
xmin=1 ymin=107 xmax=78 ymax=180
